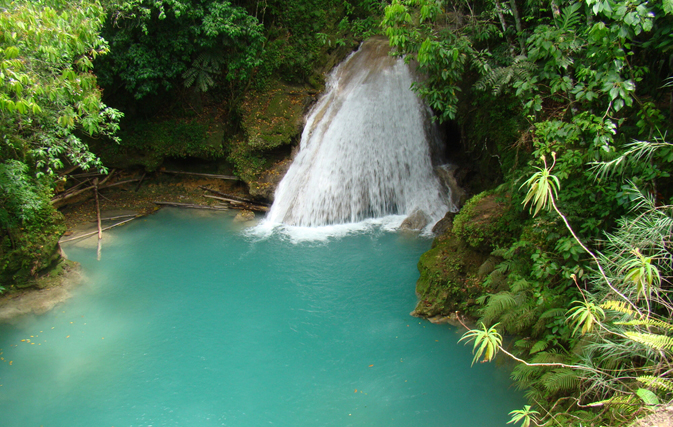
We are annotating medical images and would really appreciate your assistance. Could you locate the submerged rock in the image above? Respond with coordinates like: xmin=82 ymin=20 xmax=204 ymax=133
xmin=233 ymin=210 xmax=256 ymax=222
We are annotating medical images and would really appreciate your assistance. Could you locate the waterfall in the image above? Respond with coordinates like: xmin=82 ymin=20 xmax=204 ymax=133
xmin=267 ymin=38 xmax=452 ymax=230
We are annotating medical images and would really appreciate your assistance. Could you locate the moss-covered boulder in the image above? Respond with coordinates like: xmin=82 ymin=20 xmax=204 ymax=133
xmin=412 ymin=191 xmax=514 ymax=318
xmin=229 ymin=81 xmax=317 ymax=196
xmin=240 ymin=81 xmax=312 ymax=151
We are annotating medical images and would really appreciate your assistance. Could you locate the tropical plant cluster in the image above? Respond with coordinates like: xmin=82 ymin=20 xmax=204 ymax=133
xmin=382 ymin=0 xmax=673 ymax=424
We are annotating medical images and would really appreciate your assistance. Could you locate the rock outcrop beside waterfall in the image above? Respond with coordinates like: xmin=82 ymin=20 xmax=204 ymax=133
xmin=412 ymin=191 xmax=513 ymax=318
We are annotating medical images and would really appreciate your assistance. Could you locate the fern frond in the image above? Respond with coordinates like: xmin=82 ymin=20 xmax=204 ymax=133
xmin=515 ymin=338 xmax=533 ymax=349
xmin=495 ymin=259 xmax=516 ymax=274
xmin=530 ymin=339 xmax=549 ymax=354
xmin=601 ymin=300 xmax=638 ymax=317
xmin=556 ymin=2 xmax=581 ymax=31
xmin=638 ymin=376 xmax=673 ymax=393
xmin=481 ymin=291 xmax=517 ymax=324
xmin=510 ymin=278 xmax=533 ymax=293
xmin=501 ymin=302 xmax=538 ymax=334
xmin=541 ymin=368 xmax=580 ymax=394
xmin=539 ymin=307 xmax=566 ymax=319
xmin=474 ymin=55 xmax=536 ymax=96
xmin=617 ymin=318 xmax=673 ymax=332
xmin=530 ymin=350 xmax=567 ymax=364
xmin=625 ymin=331 xmax=673 ymax=353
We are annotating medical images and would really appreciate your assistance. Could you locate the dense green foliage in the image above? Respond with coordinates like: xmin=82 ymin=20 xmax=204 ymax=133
xmin=0 ymin=0 xmax=122 ymax=288
xmin=382 ymin=0 xmax=673 ymax=424
xmin=97 ymin=0 xmax=266 ymax=100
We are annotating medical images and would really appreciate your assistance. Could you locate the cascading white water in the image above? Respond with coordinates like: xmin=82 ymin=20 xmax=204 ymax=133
xmin=267 ymin=37 xmax=452 ymax=229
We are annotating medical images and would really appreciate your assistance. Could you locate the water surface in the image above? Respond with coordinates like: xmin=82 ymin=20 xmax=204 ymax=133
xmin=0 ymin=209 xmax=521 ymax=426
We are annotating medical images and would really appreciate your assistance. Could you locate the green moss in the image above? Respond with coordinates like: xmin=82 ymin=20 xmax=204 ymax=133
xmin=413 ymin=191 xmax=520 ymax=318
xmin=413 ymin=230 xmax=488 ymax=317
xmin=0 ymin=206 xmax=66 ymax=290
xmin=452 ymin=190 xmax=513 ymax=252
xmin=97 ymin=119 xmax=221 ymax=172
xmin=228 ymin=81 xmax=316 ymax=187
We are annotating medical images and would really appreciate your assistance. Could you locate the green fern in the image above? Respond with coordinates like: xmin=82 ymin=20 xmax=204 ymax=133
xmin=616 ymin=318 xmax=673 ymax=332
xmin=530 ymin=339 xmax=549 ymax=354
xmin=601 ymin=300 xmax=637 ymax=316
xmin=481 ymin=291 xmax=517 ymax=324
xmin=474 ymin=55 xmax=537 ymax=96
xmin=638 ymin=376 xmax=673 ymax=393
xmin=625 ymin=331 xmax=673 ymax=353
xmin=555 ymin=2 xmax=582 ymax=31
xmin=541 ymin=368 xmax=580 ymax=394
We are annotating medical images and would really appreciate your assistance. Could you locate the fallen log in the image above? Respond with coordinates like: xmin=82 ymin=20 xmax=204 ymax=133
xmin=89 ymin=214 xmax=137 ymax=222
xmin=58 ymin=164 xmax=81 ymax=176
xmin=153 ymin=202 xmax=230 ymax=211
xmin=203 ymin=195 xmax=269 ymax=212
xmin=59 ymin=217 xmax=137 ymax=243
xmin=134 ymin=172 xmax=146 ymax=192
xmin=199 ymin=186 xmax=271 ymax=207
xmin=162 ymin=170 xmax=239 ymax=181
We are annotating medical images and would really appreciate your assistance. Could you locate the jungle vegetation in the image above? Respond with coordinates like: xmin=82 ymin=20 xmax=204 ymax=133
xmin=382 ymin=0 xmax=673 ymax=424
xmin=1 ymin=0 xmax=673 ymax=424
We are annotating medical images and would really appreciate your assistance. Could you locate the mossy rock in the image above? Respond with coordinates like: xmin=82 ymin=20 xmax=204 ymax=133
xmin=413 ymin=230 xmax=488 ymax=318
xmin=413 ymin=191 xmax=517 ymax=318
xmin=0 ymin=208 xmax=66 ymax=290
xmin=452 ymin=191 xmax=511 ymax=252
xmin=240 ymin=81 xmax=313 ymax=151
xmin=230 ymin=81 xmax=317 ymax=194
xmin=95 ymin=119 xmax=220 ymax=172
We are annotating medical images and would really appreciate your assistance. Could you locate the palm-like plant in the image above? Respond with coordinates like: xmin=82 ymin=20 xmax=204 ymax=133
xmin=520 ymin=153 xmax=560 ymax=217
xmin=567 ymin=299 xmax=605 ymax=336
xmin=459 ymin=322 xmax=503 ymax=366
xmin=620 ymin=248 xmax=661 ymax=301
xmin=507 ymin=405 xmax=540 ymax=427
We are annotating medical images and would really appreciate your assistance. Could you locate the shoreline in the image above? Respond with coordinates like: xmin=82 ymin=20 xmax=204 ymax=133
xmin=0 ymin=174 xmax=248 ymax=323
xmin=0 ymin=260 xmax=82 ymax=323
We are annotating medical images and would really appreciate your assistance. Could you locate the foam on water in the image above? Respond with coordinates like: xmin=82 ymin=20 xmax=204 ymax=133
xmin=248 ymin=215 xmax=407 ymax=244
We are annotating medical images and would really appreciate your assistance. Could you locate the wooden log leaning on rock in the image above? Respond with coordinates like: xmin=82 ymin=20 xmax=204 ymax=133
xmin=203 ymin=195 xmax=269 ymax=212
xmin=161 ymin=170 xmax=240 ymax=181
xmin=153 ymin=202 xmax=230 ymax=211
xmin=199 ymin=186 xmax=271 ymax=207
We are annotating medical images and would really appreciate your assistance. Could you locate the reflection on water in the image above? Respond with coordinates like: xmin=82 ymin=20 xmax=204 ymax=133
xmin=0 ymin=209 xmax=522 ymax=427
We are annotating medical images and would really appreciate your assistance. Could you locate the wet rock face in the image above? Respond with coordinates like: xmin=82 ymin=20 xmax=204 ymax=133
xmin=435 ymin=164 xmax=468 ymax=209
xmin=431 ymin=211 xmax=456 ymax=235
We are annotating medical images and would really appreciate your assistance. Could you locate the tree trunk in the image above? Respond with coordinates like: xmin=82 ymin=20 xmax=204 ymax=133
xmin=494 ymin=0 xmax=508 ymax=34
xmin=509 ymin=0 xmax=526 ymax=55
xmin=550 ymin=0 xmax=561 ymax=18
